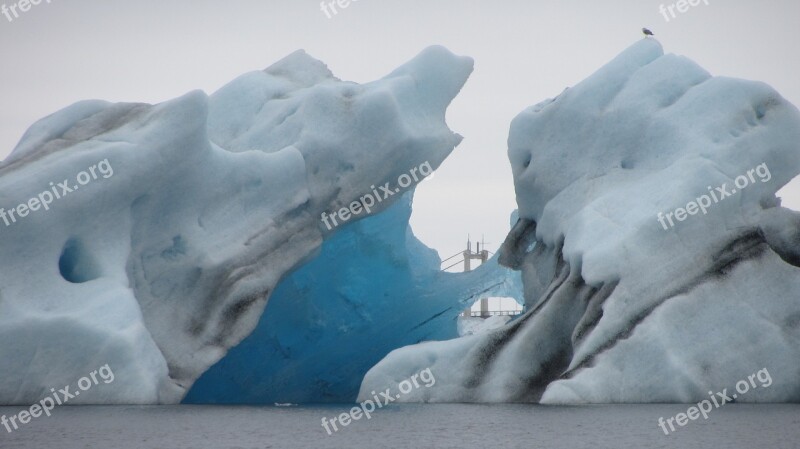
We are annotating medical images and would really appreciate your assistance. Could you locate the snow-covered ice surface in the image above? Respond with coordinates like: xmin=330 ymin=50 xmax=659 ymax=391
xmin=360 ymin=39 xmax=800 ymax=403
xmin=0 ymin=46 xmax=473 ymax=404
xmin=184 ymin=192 xmax=522 ymax=403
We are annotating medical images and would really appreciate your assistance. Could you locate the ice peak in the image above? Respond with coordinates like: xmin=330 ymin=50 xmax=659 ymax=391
xmin=264 ymin=49 xmax=337 ymax=87
xmin=384 ymin=45 xmax=474 ymax=111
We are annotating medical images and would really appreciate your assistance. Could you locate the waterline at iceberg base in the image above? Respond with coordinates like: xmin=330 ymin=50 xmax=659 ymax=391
xmin=360 ymin=39 xmax=800 ymax=404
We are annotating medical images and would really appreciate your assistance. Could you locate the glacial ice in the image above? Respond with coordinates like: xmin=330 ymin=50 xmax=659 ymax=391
xmin=185 ymin=192 xmax=522 ymax=404
xmin=0 ymin=46 xmax=473 ymax=404
xmin=360 ymin=39 xmax=800 ymax=403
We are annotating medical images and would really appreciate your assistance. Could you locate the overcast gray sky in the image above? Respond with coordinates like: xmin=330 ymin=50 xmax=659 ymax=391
xmin=1 ymin=0 xmax=799 ymax=263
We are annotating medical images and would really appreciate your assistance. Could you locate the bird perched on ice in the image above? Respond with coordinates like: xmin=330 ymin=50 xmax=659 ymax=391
xmin=642 ymin=28 xmax=654 ymax=37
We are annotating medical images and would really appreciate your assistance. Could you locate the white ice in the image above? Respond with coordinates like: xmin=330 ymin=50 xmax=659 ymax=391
xmin=360 ymin=39 xmax=800 ymax=403
xmin=0 ymin=46 xmax=473 ymax=404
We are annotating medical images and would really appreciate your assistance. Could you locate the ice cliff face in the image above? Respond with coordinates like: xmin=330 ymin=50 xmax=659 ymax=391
xmin=360 ymin=39 xmax=800 ymax=403
xmin=0 ymin=46 xmax=473 ymax=404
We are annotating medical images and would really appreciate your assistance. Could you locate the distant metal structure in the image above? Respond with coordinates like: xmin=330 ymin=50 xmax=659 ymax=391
xmin=468 ymin=309 xmax=523 ymax=318
xmin=462 ymin=237 xmax=490 ymax=317
xmin=462 ymin=237 xmax=490 ymax=272
xmin=441 ymin=237 xmax=526 ymax=318
xmin=440 ymin=237 xmax=495 ymax=318
xmin=440 ymin=236 xmax=491 ymax=272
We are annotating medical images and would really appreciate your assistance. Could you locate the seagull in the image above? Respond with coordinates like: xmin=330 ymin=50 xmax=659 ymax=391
xmin=642 ymin=28 xmax=654 ymax=37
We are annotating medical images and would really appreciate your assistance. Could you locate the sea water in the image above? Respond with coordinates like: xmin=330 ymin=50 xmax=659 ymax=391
xmin=0 ymin=404 xmax=798 ymax=448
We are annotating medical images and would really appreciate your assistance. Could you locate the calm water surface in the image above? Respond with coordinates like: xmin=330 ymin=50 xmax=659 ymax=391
xmin=0 ymin=404 xmax=798 ymax=448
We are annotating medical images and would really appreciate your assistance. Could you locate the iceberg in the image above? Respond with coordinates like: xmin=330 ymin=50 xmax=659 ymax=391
xmin=0 ymin=46 xmax=473 ymax=404
xmin=360 ymin=39 xmax=800 ymax=403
